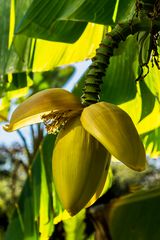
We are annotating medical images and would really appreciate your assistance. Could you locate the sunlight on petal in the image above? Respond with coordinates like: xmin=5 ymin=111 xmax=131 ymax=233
xmin=3 ymin=88 xmax=82 ymax=131
xmin=81 ymin=102 xmax=146 ymax=171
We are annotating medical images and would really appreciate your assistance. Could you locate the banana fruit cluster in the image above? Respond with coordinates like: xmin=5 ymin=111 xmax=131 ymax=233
xmin=3 ymin=88 xmax=146 ymax=216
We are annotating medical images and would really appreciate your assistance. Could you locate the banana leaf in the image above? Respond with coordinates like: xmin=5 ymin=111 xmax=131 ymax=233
xmin=5 ymin=134 xmax=58 ymax=240
xmin=107 ymin=187 xmax=160 ymax=240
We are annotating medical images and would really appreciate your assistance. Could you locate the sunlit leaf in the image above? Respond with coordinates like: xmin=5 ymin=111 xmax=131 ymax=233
xmin=5 ymin=74 xmax=32 ymax=100
xmin=63 ymin=209 xmax=86 ymax=240
xmin=0 ymin=97 xmax=10 ymax=122
xmin=119 ymin=92 xmax=142 ymax=126
xmin=2 ymin=0 xmax=34 ymax=75
xmin=137 ymin=100 xmax=160 ymax=135
xmin=101 ymin=35 xmax=138 ymax=104
xmin=0 ymin=108 xmax=8 ymax=122
xmin=15 ymin=0 xmax=136 ymax=40
xmin=139 ymin=79 xmax=155 ymax=121
xmin=144 ymin=62 xmax=160 ymax=99
xmin=5 ymin=23 xmax=104 ymax=73
xmin=5 ymin=34 xmax=33 ymax=74
xmin=0 ymin=0 xmax=10 ymax=75
xmin=3 ymin=0 xmax=137 ymax=75
xmin=141 ymin=127 xmax=160 ymax=157
xmin=32 ymin=23 xmax=104 ymax=72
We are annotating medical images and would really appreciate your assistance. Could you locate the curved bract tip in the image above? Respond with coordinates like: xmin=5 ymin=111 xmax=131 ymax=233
xmin=3 ymin=88 xmax=82 ymax=132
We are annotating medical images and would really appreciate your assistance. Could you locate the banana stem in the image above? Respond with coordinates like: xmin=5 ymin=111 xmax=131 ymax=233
xmin=81 ymin=17 xmax=160 ymax=106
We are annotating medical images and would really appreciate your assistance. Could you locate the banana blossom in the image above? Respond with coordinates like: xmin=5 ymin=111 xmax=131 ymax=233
xmin=3 ymin=88 xmax=146 ymax=216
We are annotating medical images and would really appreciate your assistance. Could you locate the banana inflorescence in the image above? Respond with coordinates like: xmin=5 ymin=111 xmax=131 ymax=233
xmin=3 ymin=88 xmax=146 ymax=216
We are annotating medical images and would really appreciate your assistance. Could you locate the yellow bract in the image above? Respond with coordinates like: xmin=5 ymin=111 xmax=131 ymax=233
xmin=3 ymin=88 xmax=82 ymax=131
xmin=53 ymin=116 xmax=110 ymax=216
xmin=85 ymin=154 xmax=111 ymax=208
xmin=81 ymin=102 xmax=146 ymax=171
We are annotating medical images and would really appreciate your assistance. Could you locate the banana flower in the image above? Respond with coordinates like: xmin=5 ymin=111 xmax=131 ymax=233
xmin=3 ymin=88 xmax=146 ymax=216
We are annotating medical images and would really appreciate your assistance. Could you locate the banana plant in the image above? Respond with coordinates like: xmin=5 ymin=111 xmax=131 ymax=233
xmin=1 ymin=0 xmax=160 ymax=239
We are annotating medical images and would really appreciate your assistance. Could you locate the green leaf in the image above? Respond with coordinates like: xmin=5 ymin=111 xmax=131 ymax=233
xmin=63 ymin=209 xmax=86 ymax=240
xmin=9 ymin=72 xmax=28 ymax=89
xmin=5 ymin=34 xmax=33 ymax=73
xmin=18 ymin=20 xmax=87 ymax=44
xmin=4 ymin=0 xmax=105 ymax=74
xmin=32 ymin=23 xmax=103 ymax=72
xmin=141 ymin=127 xmax=160 ymax=156
xmin=39 ymin=145 xmax=54 ymax=240
xmin=101 ymin=35 xmax=138 ymax=104
xmin=139 ymin=80 xmax=155 ymax=121
xmin=1 ymin=0 xmax=139 ymax=75
xmin=15 ymin=0 xmax=137 ymax=40
xmin=137 ymin=32 xmax=151 ymax=67
xmin=5 ymin=134 xmax=56 ymax=240
xmin=4 ymin=73 xmax=32 ymax=100
xmin=0 ymin=0 xmax=10 ymax=75
xmin=15 ymin=0 xmax=116 ymax=41
xmin=115 ymin=0 xmax=135 ymax=22
xmin=5 ymin=180 xmax=38 ymax=240
xmin=144 ymin=62 xmax=160 ymax=99
xmin=108 ymin=187 xmax=160 ymax=240
xmin=2 ymin=0 xmax=34 ymax=74
xmin=5 ymin=23 xmax=104 ymax=73
xmin=134 ymin=63 xmax=160 ymax=139
xmin=136 ymin=99 xmax=160 ymax=134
